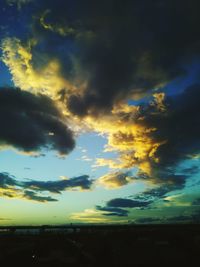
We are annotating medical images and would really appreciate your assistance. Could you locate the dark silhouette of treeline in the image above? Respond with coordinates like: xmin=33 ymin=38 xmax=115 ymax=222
xmin=0 ymin=224 xmax=200 ymax=266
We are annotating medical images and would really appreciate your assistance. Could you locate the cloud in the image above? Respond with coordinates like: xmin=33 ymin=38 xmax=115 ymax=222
xmin=94 ymin=158 xmax=120 ymax=169
xmin=62 ymin=0 xmax=200 ymax=116
xmin=135 ymin=217 xmax=161 ymax=224
xmin=96 ymin=195 xmax=152 ymax=217
xmin=127 ymin=177 xmax=189 ymax=206
xmin=136 ymin=186 xmax=176 ymax=202
xmin=0 ymin=172 xmax=19 ymax=188
xmin=180 ymin=166 xmax=199 ymax=175
xmin=192 ymin=198 xmax=200 ymax=206
xmin=0 ymin=87 xmax=75 ymax=155
xmin=1 ymin=0 xmax=200 ymax=219
xmin=2 ymin=0 xmax=200 ymax=116
xmin=96 ymin=205 xmax=128 ymax=217
xmin=141 ymin=85 xmax=200 ymax=170
xmin=95 ymin=158 xmax=191 ymax=218
xmin=6 ymin=0 xmax=32 ymax=9
xmin=23 ymin=190 xmax=57 ymax=202
xmin=96 ymin=194 xmax=153 ymax=217
xmin=2 ymin=0 xmax=200 ymax=186
xmin=98 ymin=171 xmax=135 ymax=189
xmin=70 ymin=208 xmax=111 ymax=223
xmin=106 ymin=198 xmax=151 ymax=208
xmin=81 ymin=155 xmax=92 ymax=162
xmin=95 ymin=179 xmax=192 ymax=217
xmin=97 ymin=167 xmax=188 ymax=192
xmin=0 ymin=217 xmax=12 ymax=221
xmin=95 ymin=84 xmax=200 ymax=194
xmin=0 ymin=172 xmax=92 ymax=202
xmin=1 ymin=38 xmax=75 ymax=97
xmin=165 ymin=211 xmax=200 ymax=223
xmin=23 ymin=175 xmax=93 ymax=193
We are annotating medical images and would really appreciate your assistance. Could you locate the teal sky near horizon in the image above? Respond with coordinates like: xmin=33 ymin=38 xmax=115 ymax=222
xmin=1 ymin=0 xmax=200 ymax=225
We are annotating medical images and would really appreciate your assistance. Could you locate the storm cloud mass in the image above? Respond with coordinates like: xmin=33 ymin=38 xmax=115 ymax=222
xmin=6 ymin=0 xmax=199 ymax=190
xmin=31 ymin=0 xmax=200 ymax=116
xmin=0 ymin=0 xmax=200 ymax=224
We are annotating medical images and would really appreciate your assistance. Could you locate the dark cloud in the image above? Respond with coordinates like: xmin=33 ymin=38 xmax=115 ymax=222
xmin=192 ymin=198 xmax=200 ymax=206
xmin=135 ymin=213 xmax=200 ymax=224
xmin=23 ymin=190 xmax=58 ymax=202
xmin=49 ymin=0 xmax=200 ymax=116
xmin=140 ymin=84 xmax=200 ymax=171
xmin=167 ymin=215 xmax=192 ymax=223
xmin=96 ymin=195 xmax=152 ymax=217
xmin=23 ymin=175 xmax=93 ymax=193
xmin=96 ymin=179 xmax=188 ymax=217
xmin=134 ymin=187 xmax=172 ymax=204
xmin=0 ymin=172 xmax=92 ymax=202
xmin=7 ymin=0 xmax=199 ymax=116
xmin=137 ymin=173 xmax=188 ymax=200
xmin=107 ymin=198 xmax=151 ymax=208
xmin=0 ymin=172 xmax=19 ymax=188
xmin=96 ymin=205 xmax=128 ymax=217
xmin=166 ymin=212 xmax=200 ymax=223
xmin=181 ymin=166 xmax=199 ymax=175
xmin=0 ymin=87 xmax=75 ymax=155
xmin=135 ymin=217 xmax=161 ymax=224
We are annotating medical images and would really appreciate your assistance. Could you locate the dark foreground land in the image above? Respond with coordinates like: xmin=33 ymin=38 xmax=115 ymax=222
xmin=0 ymin=224 xmax=200 ymax=266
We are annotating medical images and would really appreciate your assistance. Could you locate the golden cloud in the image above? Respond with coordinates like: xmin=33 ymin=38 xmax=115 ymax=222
xmin=70 ymin=208 xmax=128 ymax=223
xmin=1 ymin=37 xmax=75 ymax=97
xmin=40 ymin=10 xmax=76 ymax=37
xmin=85 ymin=101 xmax=167 ymax=178
xmin=98 ymin=171 xmax=135 ymax=189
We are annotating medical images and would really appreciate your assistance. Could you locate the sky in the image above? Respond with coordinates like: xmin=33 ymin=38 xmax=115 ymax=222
xmin=0 ymin=0 xmax=200 ymax=225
